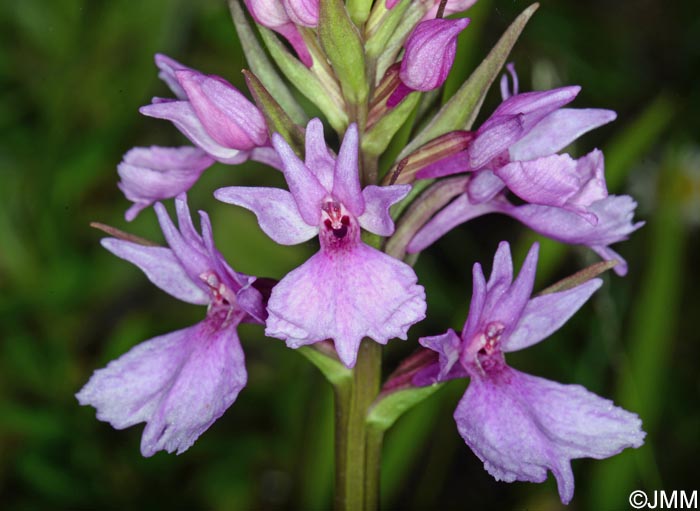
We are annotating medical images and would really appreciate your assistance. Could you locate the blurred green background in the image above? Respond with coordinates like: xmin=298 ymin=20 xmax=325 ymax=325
xmin=0 ymin=0 xmax=698 ymax=509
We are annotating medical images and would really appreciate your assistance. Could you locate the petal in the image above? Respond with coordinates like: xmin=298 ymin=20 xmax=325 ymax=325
xmin=461 ymin=261 xmax=487 ymax=339
xmin=155 ymin=201 xmax=210 ymax=282
xmin=400 ymin=18 xmax=470 ymax=91
xmin=304 ymin=118 xmax=335 ymax=189
xmin=76 ymin=318 xmax=248 ymax=456
xmin=466 ymin=170 xmax=506 ymax=203
xmin=509 ymin=108 xmax=617 ymax=162
xmin=455 ymin=366 xmax=644 ymax=504
xmin=416 ymin=151 xmax=472 ymax=180
xmin=495 ymin=154 xmax=581 ymax=207
xmin=100 ymin=238 xmax=208 ymax=305
xmin=417 ymin=329 xmax=468 ymax=382
xmin=272 ymin=133 xmax=327 ymax=226
xmin=472 ymin=87 xmax=580 ymax=169
xmin=485 ymin=243 xmax=539 ymax=334
xmin=358 ymin=184 xmax=410 ymax=236
xmin=503 ymin=278 xmax=602 ymax=352
xmin=117 ymin=147 xmax=214 ymax=221
xmin=332 ymin=124 xmax=365 ymax=216
xmin=283 ymin=0 xmax=319 ymax=27
xmin=140 ymin=100 xmax=249 ymax=164
xmin=214 ymin=186 xmax=317 ymax=245
xmin=176 ymin=70 xmax=268 ymax=150
xmin=501 ymin=195 xmax=644 ymax=273
xmin=266 ymin=244 xmax=426 ymax=368
xmin=407 ymin=193 xmax=500 ymax=253
xmin=154 ymin=53 xmax=190 ymax=99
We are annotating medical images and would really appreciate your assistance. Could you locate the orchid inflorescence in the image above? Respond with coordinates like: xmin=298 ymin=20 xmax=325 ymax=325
xmin=78 ymin=0 xmax=645 ymax=506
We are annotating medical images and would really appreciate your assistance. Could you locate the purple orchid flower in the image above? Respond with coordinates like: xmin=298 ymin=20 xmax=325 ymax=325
xmin=385 ymin=0 xmax=477 ymax=20
xmin=117 ymin=146 xmax=214 ymax=221
xmin=140 ymin=54 xmax=278 ymax=167
xmin=415 ymin=242 xmax=645 ymax=504
xmin=76 ymin=195 xmax=265 ymax=456
xmin=283 ymin=0 xmax=319 ymax=27
xmin=388 ymin=17 xmax=470 ymax=108
xmin=408 ymin=66 xmax=642 ymax=273
xmin=215 ymin=118 xmax=426 ymax=368
xmin=244 ymin=0 xmax=313 ymax=66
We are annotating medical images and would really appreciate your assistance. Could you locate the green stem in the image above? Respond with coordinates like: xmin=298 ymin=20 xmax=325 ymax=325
xmin=364 ymin=425 xmax=384 ymax=511
xmin=335 ymin=340 xmax=381 ymax=511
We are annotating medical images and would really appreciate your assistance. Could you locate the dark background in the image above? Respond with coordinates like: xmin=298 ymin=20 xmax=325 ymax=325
xmin=1 ymin=0 xmax=698 ymax=509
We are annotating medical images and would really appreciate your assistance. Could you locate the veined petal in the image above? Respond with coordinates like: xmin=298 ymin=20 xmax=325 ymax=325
xmin=501 ymin=195 xmax=644 ymax=274
xmin=358 ymin=184 xmax=410 ymax=236
xmin=76 ymin=318 xmax=248 ymax=456
xmin=509 ymin=108 xmax=617 ymax=162
xmin=407 ymin=193 xmax=501 ymax=253
xmin=332 ymin=124 xmax=365 ymax=216
xmin=495 ymin=155 xmax=581 ymax=207
xmin=417 ymin=329 xmax=468 ymax=383
xmin=140 ymin=100 xmax=249 ymax=164
xmin=455 ymin=367 xmax=645 ymax=504
xmin=304 ymin=118 xmax=335 ymax=190
xmin=466 ymin=170 xmax=505 ymax=203
xmin=214 ymin=186 xmax=317 ymax=245
xmin=154 ymin=53 xmax=190 ymax=99
xmin=155 ymin=202 xmax=210 ymax=282
xmin=100 ymin=238 xmax=208 ymax=305
xmin=117 ymin=146 xmax=214 ymax=222
xmin=272 ymin=133 xmax=327 ymax=226
xmin=504 ymin=278 xmax=602 ymax=352
xmin=266 ymin=244 xmax=426 ymax=368
xmin=176 ymin=70 xmax=268 ymax=150
xmin=283 ymin=0 xmax=318 ymax=27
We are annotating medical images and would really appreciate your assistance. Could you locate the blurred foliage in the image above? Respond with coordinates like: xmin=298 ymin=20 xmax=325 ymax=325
xmin=0 ymin=0 xmax=698 ymax=509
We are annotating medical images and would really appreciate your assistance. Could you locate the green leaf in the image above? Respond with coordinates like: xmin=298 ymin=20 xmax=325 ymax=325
xmin=366 ymin=384 xmax=443 ymax=432
xmin=398 ymin=3 xmax=539 ymax=160
xmin=318 ymin=0 xmax=369 ymax=106
xmin=259 ymin=26 xmax=348 ymax=132
xmin=362 ymin=92 xmax=420 ymax=157
xmin=298 ymin=346 xmax=352 ymax=387
xmin=228 ymin=0 xmax=307 ymax=124
xmin=244 ymin=69 xmax=305 ymax=156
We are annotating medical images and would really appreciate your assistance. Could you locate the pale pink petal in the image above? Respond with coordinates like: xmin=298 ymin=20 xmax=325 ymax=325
xmin=76 ymin=319 xmax=248 ymax=456
xmin=266 ymin=244 xmax=426 ymax=368
xmin=416 ymin=329 xmax=468 ymax=383
xmin=407 ymin=193 xmax=501 ymax=253
xmin=176 ymin=70 xmax=268 ymax=150
xmin=503 ymin=278 xmax=602 ymax=352
xmin=140 ymin=100 xmax=250 ymax=164
xmin=495 ymin=154 xmax=581 ymax=207
xmin=509 ymin=108 xmax=617 ymax=162
xmin=272 ymin=133 xmax=327 ymax=226
xmin=214 ymin=186 xmax=317 ymax=245
xmin=455 ymin=367 xmax=645 ymax=504
xmin=304 ymin=118 xmax=335 ymax=189
xmin=100 ymin=238 xmax=208 ymax=305
xmin=154 ymin=53 xmax=190 ymax=99
xmin=332 ymin=124 xmax=365 ymax=216
xmin=284 ymin=0 xmax=318 ymax=27
xmin=466 ymin=170 xmax=505 ymax=203
xmin=358 ymin=184 xmax=410 ymax=236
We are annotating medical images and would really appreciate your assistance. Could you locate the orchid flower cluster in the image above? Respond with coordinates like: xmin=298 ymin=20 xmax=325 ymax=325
xmin=78 ymin=0 xmax=645 ymax=507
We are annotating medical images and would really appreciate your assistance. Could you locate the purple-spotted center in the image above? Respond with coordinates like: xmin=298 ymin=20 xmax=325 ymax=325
xmin=321 ymin=200 xmax=351 ymax=239
xmin=199 ymin=270 xmax=245 ymax=328
xmin=463 ymin=321 xmax=506 ymax=376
